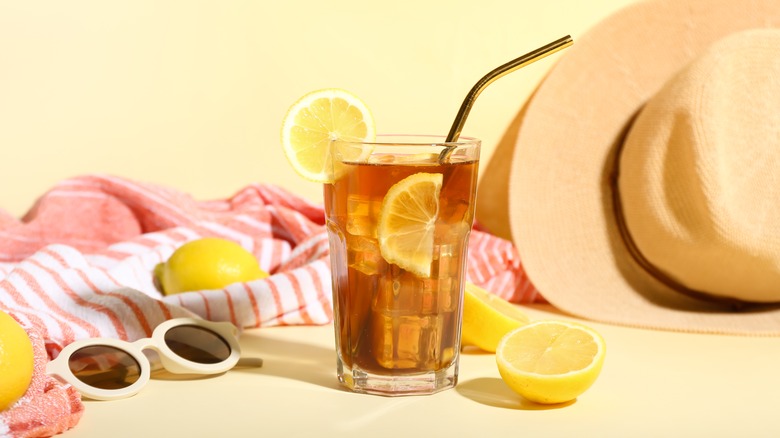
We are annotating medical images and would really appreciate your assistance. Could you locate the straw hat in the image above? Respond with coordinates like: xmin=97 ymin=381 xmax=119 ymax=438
xmin=479 ymin=0 xmax=780 ymax=335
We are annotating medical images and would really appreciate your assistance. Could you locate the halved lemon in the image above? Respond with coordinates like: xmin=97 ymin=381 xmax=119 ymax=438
xmin=461 ymin=282 xmax=530 ymax=352
xmin=280 ymin=88 xmax=375 ymax=183
xmin=377 ymin=172 xmax=443 ymax=277
xmin=496 ymin=320 xmax=606 ymax=404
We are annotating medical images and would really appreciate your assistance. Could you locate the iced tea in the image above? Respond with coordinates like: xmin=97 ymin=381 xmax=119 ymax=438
xmin=324 ymin=136 xmax=479 ymax=395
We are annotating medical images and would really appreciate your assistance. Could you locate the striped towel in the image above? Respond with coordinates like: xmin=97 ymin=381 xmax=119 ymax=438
xmin=0 ymin=174 xmax=542 ymax=437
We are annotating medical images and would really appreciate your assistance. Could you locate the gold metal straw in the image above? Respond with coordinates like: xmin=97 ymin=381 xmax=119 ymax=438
xmin=445 ymin=35 xmax=574 ymax=143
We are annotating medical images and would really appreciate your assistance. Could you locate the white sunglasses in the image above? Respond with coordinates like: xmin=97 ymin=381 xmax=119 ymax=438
xmin=47 ymin=318 xmax=245 ymax=401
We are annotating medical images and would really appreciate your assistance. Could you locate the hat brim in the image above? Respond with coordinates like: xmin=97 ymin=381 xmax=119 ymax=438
xmin=508 ymin=0 xmax=780 ymax=335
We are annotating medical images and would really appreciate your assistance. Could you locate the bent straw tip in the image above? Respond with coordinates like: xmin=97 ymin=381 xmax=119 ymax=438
xmin=444 ymin=35 xmax=575 ymax=144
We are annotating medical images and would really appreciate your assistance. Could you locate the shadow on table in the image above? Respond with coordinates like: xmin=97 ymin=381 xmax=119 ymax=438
xmin=231 ymin=331 xmax=342 ymax=391
xmin=456 ymin=377 xmax=574 ymax=410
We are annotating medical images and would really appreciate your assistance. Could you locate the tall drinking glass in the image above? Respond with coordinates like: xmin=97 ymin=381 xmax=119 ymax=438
xmin=324 ymin=135 xmax=480 ymax=396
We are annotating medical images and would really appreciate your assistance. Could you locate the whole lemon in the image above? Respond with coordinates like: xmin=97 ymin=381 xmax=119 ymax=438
xmin=156 ymin=237 xmax=269 ymax=295
xmin=0 ymin=310 xmax=34 ymax=411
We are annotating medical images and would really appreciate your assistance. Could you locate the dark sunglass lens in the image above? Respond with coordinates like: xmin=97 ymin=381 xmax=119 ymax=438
xmin=68 ymin=345 xmax=141 ymax=390
xmin=164 ymin=325 xmax=231 ymax=364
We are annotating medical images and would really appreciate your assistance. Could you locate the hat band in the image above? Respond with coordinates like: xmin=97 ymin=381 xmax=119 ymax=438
xmin=609 ymin=127 xmax=753 ymax=311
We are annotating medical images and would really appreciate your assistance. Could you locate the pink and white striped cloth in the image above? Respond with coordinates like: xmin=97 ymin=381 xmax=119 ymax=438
xmin=0 ymin=174 xmax=542 ymax=437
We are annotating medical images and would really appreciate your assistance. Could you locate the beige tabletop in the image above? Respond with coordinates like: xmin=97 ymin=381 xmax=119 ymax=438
xmin=62 ymin=304 xmax=780 ymax=437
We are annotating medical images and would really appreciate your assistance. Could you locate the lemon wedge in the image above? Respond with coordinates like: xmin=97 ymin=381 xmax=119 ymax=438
xmin=280 ymin=88 xmax=375 ymax=183
xmin=461 ymin=282 xmax=530 ymax=352
xmin=496 ymin=320 xmax=606 ymax=404
xmin=377 ymin=172 xmax=443 ymax=277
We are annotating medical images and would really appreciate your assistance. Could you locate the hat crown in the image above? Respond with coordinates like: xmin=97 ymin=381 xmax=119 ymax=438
xmin=619 ymin=29 xmax=780 ymax=302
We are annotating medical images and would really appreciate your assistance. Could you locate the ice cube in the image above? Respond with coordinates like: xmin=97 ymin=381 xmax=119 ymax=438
xmin=373 ymin=268 xmax=423 ymax=315
xmin=368 ymin=153 xmax=396 ymax=164
xmin=347 ymin=235 xmax=382 ymax=275
xmin=394 ymin=153 xmax=439 ymax=164
xmin=370 ymin=311 xmax=443 ymax=370
xmin=346 ymin=194 xmax=377 ymax=237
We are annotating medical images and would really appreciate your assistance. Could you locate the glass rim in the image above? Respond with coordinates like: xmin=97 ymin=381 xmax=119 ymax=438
xmin=334 ymin=134 xmax=480 ymax=148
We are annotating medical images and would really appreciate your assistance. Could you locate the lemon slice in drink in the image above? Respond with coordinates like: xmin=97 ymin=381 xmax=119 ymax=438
xmin=496 ymin=320 xmax=606 ymax=404
xmin=281 ymin=88 xmax=376 ymax=183
xmin=377 ymin=172 xmax=443 ymax=277
xmin=461 ymin=282 xmax=530 ymax=352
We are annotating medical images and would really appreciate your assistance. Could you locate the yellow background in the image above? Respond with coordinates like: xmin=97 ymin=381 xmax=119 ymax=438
xmin=0 ymin=0 xmax=638 ymax=217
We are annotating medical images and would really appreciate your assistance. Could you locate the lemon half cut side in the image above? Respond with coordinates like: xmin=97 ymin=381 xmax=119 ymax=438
xmin=496 ymin=320 xmax=606 ymax=404
xmin=281 ymin=88 xmax=376 ymax=183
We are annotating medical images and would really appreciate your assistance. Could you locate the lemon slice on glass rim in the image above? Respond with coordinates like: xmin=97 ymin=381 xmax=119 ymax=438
xmin=280 ymin=88 xmax=376 ymax=183
xmin=377 ymin=172 xmax=443 ymax=277
xmin=496 ymin=320 xmax=606 ymax=404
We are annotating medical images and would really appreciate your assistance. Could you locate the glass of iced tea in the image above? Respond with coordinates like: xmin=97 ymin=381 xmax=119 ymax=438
xmin=324 ymin=134 xmax=480 ymax=396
